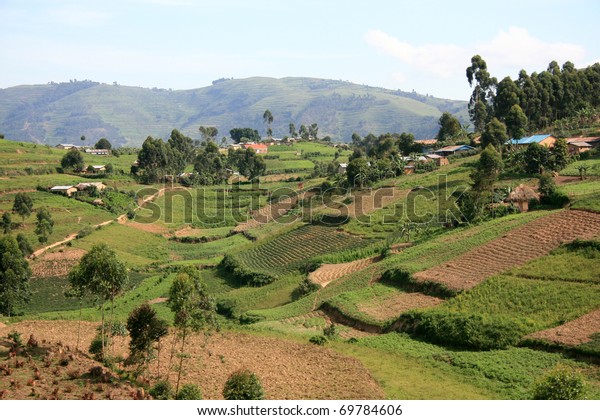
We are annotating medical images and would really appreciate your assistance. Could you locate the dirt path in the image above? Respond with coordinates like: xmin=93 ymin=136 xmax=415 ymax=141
xmin=412 ymin=210 xmax=600 ymax=292
xmin=526 ymin=308 xmax=600 ymax=347
xmin=30 ymin=186 xmax=173 ymax=259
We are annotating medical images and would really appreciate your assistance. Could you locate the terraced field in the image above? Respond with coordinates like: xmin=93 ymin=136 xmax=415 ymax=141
xmin=233 ymin=224 xmax=376 ymax=274
xmin=526 ymin=308 xmax=600 ymax=347
xmin=412 ymin=210 xmax=600 ymax=291
xmin=309 ymin=257 xmax=377 ymax=287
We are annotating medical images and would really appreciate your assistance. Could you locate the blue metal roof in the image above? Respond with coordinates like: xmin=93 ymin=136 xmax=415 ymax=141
xmin=508 ymin=134 xmax=552 ymax=145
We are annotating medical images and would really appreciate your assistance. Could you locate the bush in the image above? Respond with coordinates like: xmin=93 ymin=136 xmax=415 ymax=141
xmin=403 ymin=311 xmax=525 ymax=350
xmin=323 ymin=324 xmax=337 ymax=338
xmin=222 ymin=370 xmax=265 ymax=400
xmin=150 ymin=380 xmax=174 ymax=400
xmin=76 ymin=225 xmax=93 ymax=239
xmin=291 ymin=278 xmax=321 ymax=301
xmin=533 ymin=366 xmax=586 ymax=400
xmin=309 ymin=335 xmax=328 ymax=346
xmin=176 ymin=383 xmax=203 ymax=400
xmin=540 ymin=191 xmax=570 ymax=207
xmin=219 ymin=254 xmax=278 ymax=286
xmin=216 ymin=298 xmax=239 ymax=319
xmin=239 ymin=312 xmax=264 ymax=325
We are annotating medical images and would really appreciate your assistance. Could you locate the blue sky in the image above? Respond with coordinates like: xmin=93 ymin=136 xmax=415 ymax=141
xmin=1 ymin=0 xmax=598 ymax=100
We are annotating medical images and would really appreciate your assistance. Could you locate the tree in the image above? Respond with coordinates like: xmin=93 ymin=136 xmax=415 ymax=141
xmin=288 ymin=123 xmax=297 ymax=138
xmin=299 ymin=124 xmax=309 ymax=140
xmin=222 ymin=370 xmax=265 ymax=400
xmin=471 ymin=144 xmax=504 ymax=192
xmin=0 ymin=235 xmax=31 ymax=317
xmin=168 ymin=129 xmax=195 ymax=165
xmin=12 ymin=192 xmax=34 ymax=222
xmin=480 ymin=118 xmax=508 ymax=152
xmin=68 ymin=243 xmax=128 ymax=359
xmin=34 ymin=208 xmax=54 ymax=244
xmin=346 ymin=157 xmax=370 ymax=188
xmin=309 ymin=123 xmax=319 ymax=140
xmin=236 ymin=148 xmax=266 ymax=181
xmin=524 ymin=143 xmax=551 ymax=174
xmin=436 ymin=112 xmax=463 ymax=143
xmin=16 ymin=233 xmax=33 ymax=257
xmin=263 ymin=110 xmax=273 ymax=139
xmin=466 ymin=55 xmax=496 ymax=132
xmin=2 ymin=212 xmax=12 ymax=234
xmin=80 ymin=135 xmax=86 ymax=144
xmin=229 ymin=128 xmax=260 ymax=143
xmin=551 ymin=137 xmax=570 ymax=171
xmin=167 ymin=266 xmax=217 ymax=398
xmin=61 ymin=148 xmax=85 ymax=171
xmin=126 ymin=303 xmax=168 ymax=373
xmin=505 ymin=104 xmax=528 ymax=140
xmin=199 ymin=126 xmax=219 ymax=143
xmin=94 ymin=138 xmax=112 ymax=150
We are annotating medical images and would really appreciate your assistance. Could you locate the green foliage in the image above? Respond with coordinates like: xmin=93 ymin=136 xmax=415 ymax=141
xmin=220 ymin=254 xmax=278 ymax=287
xmin=94 ymin=138 xmax=112 ymax=150
xmin=533 ymin=366 xmax=586 ymax=400
xmin=229 ymin=127 xmax=261 ymax=143
xmin=34 ymin=207 xmax=54 ymax=243
xmin=0 ymin=235 xmax=31 ymax=316
xmin=89 ymin=330 xmax=110 ymax=361
xmin=222 ymin=369 xmax=265 ymax=400
xmin=480 ymin=118 xmax=508 ymax=151
xmin=16 ymin=233 xmax=33 ymax=257
xmin=150 ymin=380 xmax=174 ymax=400
xmin=61 ymin=148 xmax=84 ymax=170
xmin=126 ymin=303 xmax=168 ymax=366
xmin=505 ymin=104 xmax=528 ymax=140
xmin=291 ymin=278 xmax=321 ymax=301
xmin=176 ymin=383 xmax=203 ymax=400
xmin=309 ymin=335 xmax=328 ymax=345
xmin=402 ymin=311 xmax=525 ymax=350
xmin=12 ymin=192 xmax=34 ymax=221
xmin=437 ymin=112 xmax=465 ymax=143
xmin=2 ymin=212 xmax=12 ymax=234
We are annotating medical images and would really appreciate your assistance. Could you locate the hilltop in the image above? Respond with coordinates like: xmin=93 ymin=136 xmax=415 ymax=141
xmin=0 ymin=78 xmax=467 ymax=147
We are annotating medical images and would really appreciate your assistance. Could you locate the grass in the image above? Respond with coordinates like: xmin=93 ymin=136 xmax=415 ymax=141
xmin=560 ymin=155 xmax=600 ymax=177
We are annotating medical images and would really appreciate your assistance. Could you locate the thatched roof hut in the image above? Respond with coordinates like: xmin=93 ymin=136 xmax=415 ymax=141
xmin=506 ymin=184 xmax=539 ymax=212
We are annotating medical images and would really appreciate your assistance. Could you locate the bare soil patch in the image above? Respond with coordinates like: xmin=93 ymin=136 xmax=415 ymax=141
xmin=554 ymin=175 xmax=584 ymax=185
xmin=413 ymin=210 xmax=600 ymax=291
xmin=526 ymin=308 xmax=600 ymax=347
xmin=334 ymin=186 xmax=409 ymax=219
xmin=30 ymin=247 xmax=86 ymax=278
xmin=0 ymin=321 xmax=384 ymax=400
xmin=309 ymin=257 xmax=377 ymax=288
xmin=173 ymin=226 xmax=205 ymax=237
xmin=124 ymin=220 xmax=169 ymax=235
xmin=357 ymin=293 xmax=444 ymax=322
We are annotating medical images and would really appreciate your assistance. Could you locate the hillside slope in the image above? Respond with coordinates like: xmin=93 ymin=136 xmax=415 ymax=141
xmin=0 ymin=78 xmax=467 ymax=146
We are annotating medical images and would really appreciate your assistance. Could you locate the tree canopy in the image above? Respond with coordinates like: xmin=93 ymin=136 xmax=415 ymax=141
xmin=94 ymin=138 xmax=112 ymax=150
xmin=230 ymin=127 xmax=261 ymax=143
xmin=12 ymin=192 xmax=33 ymax=221
xmin=61 ymin=148 xmax=84 ymax=170
xmin=0 ymin=235 xmax=31 ymax=317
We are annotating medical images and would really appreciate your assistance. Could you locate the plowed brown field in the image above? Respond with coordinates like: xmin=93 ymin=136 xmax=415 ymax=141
xmin=412 ymin=210 xmax=600 ymax=291
xmin=309 ymin=257 xmax=377 ymax=287
xmin=526 ymin=308 xmax=600 ymax=347
xmin=0 ymin=321 xmax=384 ymax=400
xmin=357 ymin=293 xmax=445 ymax=322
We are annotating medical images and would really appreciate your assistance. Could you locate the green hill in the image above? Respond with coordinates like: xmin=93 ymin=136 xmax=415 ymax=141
xmin=0 ymin=78 xmax=467 ymax=147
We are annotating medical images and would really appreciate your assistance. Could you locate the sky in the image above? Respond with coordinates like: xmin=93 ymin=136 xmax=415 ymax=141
xmin=1 ymin=0 xmax=598 ymax=100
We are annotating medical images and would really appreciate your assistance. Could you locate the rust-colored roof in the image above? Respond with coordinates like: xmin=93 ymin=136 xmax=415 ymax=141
xmin=414 ymin=139 xmax=437 ymax=145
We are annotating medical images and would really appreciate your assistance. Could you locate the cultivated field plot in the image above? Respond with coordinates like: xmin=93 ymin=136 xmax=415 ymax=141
xmin=308 ymin=256 xmax=377 ymax=287
xmin=412 ymin=210 xmax=600 ymax=291
xmin=233 ymin=224 xmax=376 ymax=274
xmin=356 ymin=292 xmax=444 ymax=322
xmin=0 ymin=321 xmax=384 ymax=400
xmin=526 ymin=309 xmax=600 ymax=347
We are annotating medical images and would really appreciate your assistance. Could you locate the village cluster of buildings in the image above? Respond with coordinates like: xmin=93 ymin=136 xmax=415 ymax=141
xmin=56 ymin=143 xmax=111 ymax=156
xmin=49 ymin=182 xmax=106 ymax=198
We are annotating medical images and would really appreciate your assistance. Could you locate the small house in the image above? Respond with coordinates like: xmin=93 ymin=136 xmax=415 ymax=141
xmin=425 ymin=154 xmax=449 ymax=166
xmin=56 ymin=143 xmax=81 ymax=150
xmin=433 ymin=144 xmax=475 ymax=156
xmin=75 ymin=182 xmax=106 ymax=192
xmin=507 ymin=134 xmax=557 ymax=148
xmin=242 ymin=143 xmax=268 ymax=154
xmin=90 ymin=165 xmax=106 ymax=173
xmin=414 ymin=139 xmax=437 ymax=153
xmin=403 ymin=165 xmax=415 ymax=175
xmin=50 ymin=185 xmax=77 ymax=197
xmin=85 ymin=148 xmax=111 ymax=156
xmin=568 ymin=141 xmax=593 ymax=155
xmin=338 ymin=163 xmax=348 ymax=174
xmin=506 ymin=184 xmax=539 ymax=213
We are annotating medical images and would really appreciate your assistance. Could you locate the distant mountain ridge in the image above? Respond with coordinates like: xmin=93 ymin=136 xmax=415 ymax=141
xmin=0 ymin=77 xmax=468 ymax=147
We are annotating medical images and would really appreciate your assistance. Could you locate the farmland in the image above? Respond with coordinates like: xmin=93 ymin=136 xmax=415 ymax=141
xmin=1 ymin=137 xmax=600 ymax=401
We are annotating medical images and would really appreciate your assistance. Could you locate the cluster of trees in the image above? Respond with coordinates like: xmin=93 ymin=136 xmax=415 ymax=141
xmin=136 ymin=129 xmax=266 ymax=184
xmin=467 ymin=55 xmax=600 ymax=134
xmin=350 ymin=132 xmax=423 ymax=158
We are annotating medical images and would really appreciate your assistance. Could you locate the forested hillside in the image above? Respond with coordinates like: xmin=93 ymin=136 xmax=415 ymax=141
xmin=0 ymin=77 xmax=467 ymax=147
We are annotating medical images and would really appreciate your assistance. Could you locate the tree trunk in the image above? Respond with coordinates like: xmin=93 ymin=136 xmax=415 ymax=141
xmin=101 ymin=304 xmax=105 ymax=360
xmin=76 ymin=300 xmax=82 ymax=351
xmin=166 ymin=330 xmax=178 ymax=382
xmin=175 ymin=328 xmax=187 ymax=399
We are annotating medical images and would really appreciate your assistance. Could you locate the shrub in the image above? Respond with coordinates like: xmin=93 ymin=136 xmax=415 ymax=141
xmin=309 ymin=335 xmax=328 ymax=346
xmin=216 ymin=298 xmax=239 ymax=319
xmin=176 ymin=383 xmax=203 ymax=400
xmin=219 ymin=254 xmax=278 ymax=286
xmin=403 ymin=311 xmax=525 ymax=350
xmin=76 ymin=225 xmax=93 ymax=239
xmin=533 ymin=366 xmax=586 ymax=400
xmin=540 ymin=191 xmax=570 ymax=207
xmin=239 ymin=312 xmax=263 ymax=325
xmin=291 ymin=278 xmax=320 ymax=301
xmin=150 ymin=380 xmax=174 ymax=400
xmin=222 ymin=370 xmax=265 ymax=400
xmin=323 ymin=324 xmax=337 ymax=338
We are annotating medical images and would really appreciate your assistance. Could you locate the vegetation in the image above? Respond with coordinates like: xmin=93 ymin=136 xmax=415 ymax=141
xmin=222 ymin=370 xmax=265 ymax=400
xmin=0 ymin=235 xmax=31 ymax=317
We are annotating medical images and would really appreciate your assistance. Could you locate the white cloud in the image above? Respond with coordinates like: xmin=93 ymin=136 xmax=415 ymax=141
xmin=364 ymin=27 xmax=590 ymax=98
xmin=364 ymin=29 xmax=468 ymax=79
xmin=47 ymin=7 xmax=111 ymax=27
xmin=477 ymin=26 xmax=586 ymax=70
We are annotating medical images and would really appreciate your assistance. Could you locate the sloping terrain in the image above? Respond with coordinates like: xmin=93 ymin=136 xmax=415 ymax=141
xmin=0 ymin=78 xmax=467 ymax=146
xmin=412 ymin=210 xmax=600 ymax=291
xmin=526 ymin=308 xmax=600 ymax=347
